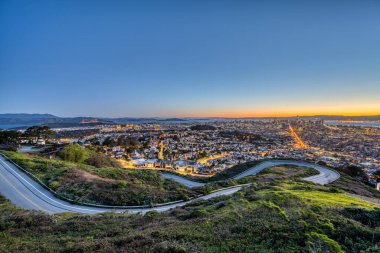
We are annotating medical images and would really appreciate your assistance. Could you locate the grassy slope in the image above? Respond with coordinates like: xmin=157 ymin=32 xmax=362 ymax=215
xmin=1 ymin=151 xmax=200 ymax=206
xmin=0 ymin=151 xmax=321 ymax=204
xmin=330 ymin=173 xmax=380 ymax=199
xmin=0 ymin=165 xmax=379 ymax=252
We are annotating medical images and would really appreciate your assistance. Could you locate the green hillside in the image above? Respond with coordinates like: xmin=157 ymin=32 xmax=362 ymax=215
xmin=1 ymin=151 xmax=200 ymax=206
xmin=0 ymin=158 xmax=379 ymax=252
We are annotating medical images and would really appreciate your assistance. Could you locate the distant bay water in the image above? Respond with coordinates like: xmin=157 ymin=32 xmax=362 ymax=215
xmin=0 ymin=124 xmax=32 ymax=129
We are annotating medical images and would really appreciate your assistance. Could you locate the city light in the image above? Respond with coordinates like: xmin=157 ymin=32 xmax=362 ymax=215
xmin=289 ymin=125 xmax=307 ymax=148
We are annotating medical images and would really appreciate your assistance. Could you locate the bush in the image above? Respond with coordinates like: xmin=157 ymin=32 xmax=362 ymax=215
xmin=59 ymin=143 xmax=90 ymax=163
xmin=152 ymin=242 xmax=187 ymax=253
xmin=145 ymin=210 xmax=160 ymax=219
xmin=50 ymin=181 xmax=61 ymax=190
xmin=190 ymin=209 xmax=209 ymax=218
xmin=86 ymin=153 xmax=121 ymax=168
xmin=306 ymin=232 xmax=343 ymax=253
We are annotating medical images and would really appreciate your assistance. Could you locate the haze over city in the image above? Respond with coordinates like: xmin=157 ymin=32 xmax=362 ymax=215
xmin=1 ymin=0 xmax=380 ymax=117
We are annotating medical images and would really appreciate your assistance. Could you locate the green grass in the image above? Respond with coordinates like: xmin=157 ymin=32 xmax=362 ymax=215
xmin=330 ymin=173 xmax=380 ymax=199
xmin=0 ymin=167 xmax=379 ymax=252
xmin=0 ymin=179 xmax=379 ymax=252
xmin=1 ymin=150 xmax=379 ymax=252
xmin=288 ymin=190 xmax=378 ymax=209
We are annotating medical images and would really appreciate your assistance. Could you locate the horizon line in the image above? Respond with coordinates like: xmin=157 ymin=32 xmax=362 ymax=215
xmin=1 ymin=112 xmax=380 ymax=119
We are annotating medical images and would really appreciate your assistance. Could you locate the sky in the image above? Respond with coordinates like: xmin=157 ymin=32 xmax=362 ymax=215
xmin=1 ymin=0 xmax=380 ymax=117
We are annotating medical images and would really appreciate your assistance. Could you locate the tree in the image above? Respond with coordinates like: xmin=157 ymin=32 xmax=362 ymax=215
xmin=340 ymin=165 xmax=369 ymax=184
xmin=173 ymin=135 xmax=180 ymax=142
xmin=102 ymin=136 xmax=113 ymax=146
xmin=0 ymin=130 xmax=21 ymax=147
xmin=23 ymin=126 xmax=55 ymax=143
xmin=190 ymin=124 xmax=216 ymax=131
xmin=59 ymin=143 xmax=90 ymax=163
xmin=197 ymin=150 xmax=208 ymax=160
xmin=373 ymin=170 xmax=380 ymax=182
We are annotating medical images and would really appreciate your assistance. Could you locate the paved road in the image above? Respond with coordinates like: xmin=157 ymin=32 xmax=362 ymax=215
xmin=0 ymin=155 xmax=339 ymax=214
xmin=163 ymin=160 xmax=340 ymax=187
xmin=0 ymin=155 xmax=244 ymax=214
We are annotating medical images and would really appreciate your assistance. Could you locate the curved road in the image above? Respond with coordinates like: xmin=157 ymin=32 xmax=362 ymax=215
xmin=162 ymin=160 xmax=340 ymax=187
xmin=0 ymin=155 xmax=339 ymax=214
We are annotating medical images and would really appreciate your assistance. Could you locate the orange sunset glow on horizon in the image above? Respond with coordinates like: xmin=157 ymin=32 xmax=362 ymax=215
xmin=167 ymin=104 xmax=380 ymax=118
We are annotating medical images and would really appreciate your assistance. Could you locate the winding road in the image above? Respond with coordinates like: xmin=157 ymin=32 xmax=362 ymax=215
xmin=162 ymin=160 xmax=340 ymax=187
xmin=0 ymin=154 xmax=340 ymax=214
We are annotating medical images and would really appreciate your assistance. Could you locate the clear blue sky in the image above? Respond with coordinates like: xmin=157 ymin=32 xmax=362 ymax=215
xmin=1 ymin=0 xmax=380 ymax=117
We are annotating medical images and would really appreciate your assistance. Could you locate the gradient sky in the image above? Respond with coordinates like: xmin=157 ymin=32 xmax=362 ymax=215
xmin=1 ymin=0 xmax=380 ymax=117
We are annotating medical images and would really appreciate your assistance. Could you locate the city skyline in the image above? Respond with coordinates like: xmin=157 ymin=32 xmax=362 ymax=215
xmin=1 ymin=112 xmax=380 ymax=119
xmin=1 ymin=0 xmax=380 ymax=117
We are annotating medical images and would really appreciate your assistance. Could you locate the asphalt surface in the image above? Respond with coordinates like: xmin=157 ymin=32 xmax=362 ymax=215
xmin=0 ymin=155 xmax=339 ymax=214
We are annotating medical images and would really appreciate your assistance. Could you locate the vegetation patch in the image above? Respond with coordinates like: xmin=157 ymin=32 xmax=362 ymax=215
xmin=0 ymin=170 xmax=379 ymax=252
xmin=1 ymin=151 xmax=200 ymax=206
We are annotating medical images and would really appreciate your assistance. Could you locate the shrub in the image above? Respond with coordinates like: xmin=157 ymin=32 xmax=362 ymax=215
xmin=145 ymin=210 xmax=160 ymax=219
xmin=306 ymin=232 xmax=343 ymax=253
xmin=86 ymin=153 xmax=121 ymax=168
xmin=190 ymin=209 xmax=209 ymax=218
xmin=50 ymin=181 xmax=61 ymax=190
xmin=59 ymin=143 xmax=90 ymax=163
xmin=152 ymin=241 xmax=187 ymax=253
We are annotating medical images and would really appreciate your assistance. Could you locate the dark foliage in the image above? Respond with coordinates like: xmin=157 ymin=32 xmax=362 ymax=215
xmin=189 ymin=125 xmax=217 ymax=131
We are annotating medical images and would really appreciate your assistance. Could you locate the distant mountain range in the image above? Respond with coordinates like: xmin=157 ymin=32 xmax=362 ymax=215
xmin=0 ymin=114 xmax=198 ymax=129
xmin=0 ymin=113 xmax=379 ymax=129
xmin=0 ymin=114 xmax=109 ymax=129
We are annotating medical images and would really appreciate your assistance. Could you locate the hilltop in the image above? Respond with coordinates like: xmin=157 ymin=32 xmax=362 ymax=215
xmin=0 ymin=152 xmax=379 ymax=252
